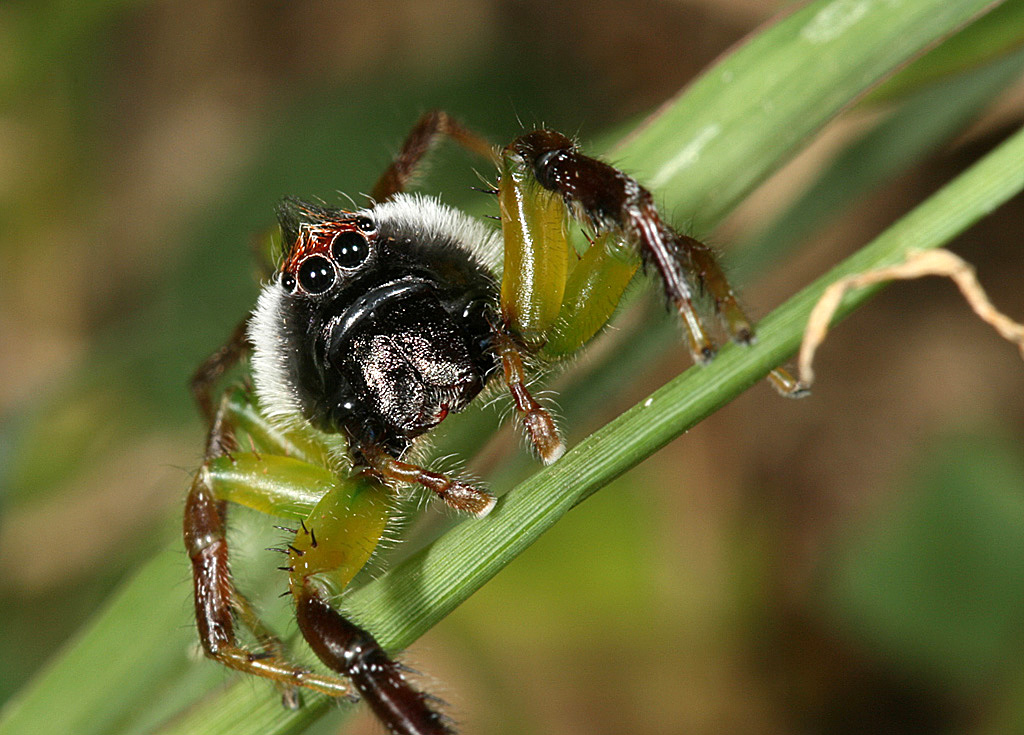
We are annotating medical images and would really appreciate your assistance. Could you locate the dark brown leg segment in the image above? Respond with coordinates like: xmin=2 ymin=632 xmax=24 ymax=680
xmin=190 ymin=318 xmax=251 ymax=425
xmin=184 ymin=395 xmax=354 ymax=706
xmin=371 ymin=110 xmax=497 ymax=203
xmin=490 ymin=327 xmax=565 ymax=464
xmin=296 ymin=584 xmax=454 ymax=735
xmin=362 ymin=445 xmax=496 ymax=517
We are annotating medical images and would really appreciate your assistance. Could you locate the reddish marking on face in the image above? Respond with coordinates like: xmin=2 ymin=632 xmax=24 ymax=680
xmin=281 ymin=219 xmax=363 ymax=278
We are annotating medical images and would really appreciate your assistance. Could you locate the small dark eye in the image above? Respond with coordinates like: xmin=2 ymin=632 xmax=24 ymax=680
xmin=297 ymin=255 xmax=336 ymax=294
xmin=280 ymin=271 xmax=297 ymax=292
xmin=354 ymin=216 xmax=376 ymax=234
xmin=331 ymin=231 xmax=370 ymax=269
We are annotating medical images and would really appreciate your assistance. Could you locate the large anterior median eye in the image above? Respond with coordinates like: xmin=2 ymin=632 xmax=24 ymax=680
xmin=297 ymin=255 xmax=336 ymax=294
xmin=331 ymin=230 xmax=370 ymax=269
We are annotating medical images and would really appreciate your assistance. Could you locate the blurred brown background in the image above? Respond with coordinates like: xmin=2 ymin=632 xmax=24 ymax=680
xmin=2 ymin=1 xmax=1024 ymax=734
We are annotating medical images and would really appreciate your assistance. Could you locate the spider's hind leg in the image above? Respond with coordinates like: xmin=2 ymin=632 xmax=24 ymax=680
xmin=190 ymin=317 xmax=250 ymax=425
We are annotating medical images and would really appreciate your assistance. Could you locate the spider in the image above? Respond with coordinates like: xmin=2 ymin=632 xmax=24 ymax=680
xmin=184 ymin=110 xmax=805 ymax=735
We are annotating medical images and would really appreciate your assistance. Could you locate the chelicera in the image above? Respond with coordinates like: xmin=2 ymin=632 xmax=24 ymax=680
xmin=184 ymin=111 xmax=804 ymax=735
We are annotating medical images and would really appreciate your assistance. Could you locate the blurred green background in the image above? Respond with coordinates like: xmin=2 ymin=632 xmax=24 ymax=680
xmin=2 ymin=1 xmax=1024 ymax=734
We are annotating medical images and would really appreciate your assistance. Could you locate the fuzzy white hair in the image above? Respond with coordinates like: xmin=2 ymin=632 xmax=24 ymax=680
xmin=371 ymin=193 xmax=503 ymax=273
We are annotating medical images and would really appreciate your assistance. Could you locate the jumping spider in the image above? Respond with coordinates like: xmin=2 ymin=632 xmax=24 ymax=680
xmin=185 ymin=111 xmax=804 ymax=735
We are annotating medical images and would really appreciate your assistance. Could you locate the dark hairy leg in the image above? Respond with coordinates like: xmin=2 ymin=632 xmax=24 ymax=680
xmin=295 ymin=584 xmax=455 ymax=735
xmin=372 ymin=110 xmax=496 ymax=203
xmin=190 ymin=318 xmax=250 ymax=425
xmin=507 ymin=129 xmax=807 ymax=395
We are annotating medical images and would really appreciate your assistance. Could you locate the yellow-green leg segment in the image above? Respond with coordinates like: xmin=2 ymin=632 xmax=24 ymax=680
xmin=185 ymin=389 xmax=454 ymax=733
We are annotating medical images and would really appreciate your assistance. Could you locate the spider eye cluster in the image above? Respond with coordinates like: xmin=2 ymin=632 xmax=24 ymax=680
xmin=281 ymin=217 xmax=376 ymax=295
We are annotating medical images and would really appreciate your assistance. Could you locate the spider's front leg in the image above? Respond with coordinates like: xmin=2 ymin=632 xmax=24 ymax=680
xmin=186 ymin=389 xmax=456 ymax=733
xmin=283 ymin=462 xmax=456 ymax=735
xmin=502 ymin=129 xmax=806 ymax=396
xmin=184 ymin=390 xmax=355 ymax=707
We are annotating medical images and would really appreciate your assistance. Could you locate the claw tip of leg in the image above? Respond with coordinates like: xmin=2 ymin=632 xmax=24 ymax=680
xmin=541 ymin=441 xmax=566 ymax=465
xmin=281 ymin=689 xmax=301 ymax=710
xmin=473 ymin=493 xmax=498 ymax=518
xmin=735 ymin=329 xmax=755 ymax=345
xmin=786 ymin=383 xmax=811 ymax=399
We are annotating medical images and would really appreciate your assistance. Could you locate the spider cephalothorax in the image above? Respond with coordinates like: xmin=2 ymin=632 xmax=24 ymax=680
xmin=185 ymin=111 xmax=803 ymax=735
xmin=250 ymin=196 xmax=500 ymax=458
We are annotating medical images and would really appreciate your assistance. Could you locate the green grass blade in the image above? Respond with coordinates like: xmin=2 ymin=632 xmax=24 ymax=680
xmin=866 ymin=0 xmax=1024 ymax=104
xmin=618 ymin=0 xmax=1005 ymax=232
xmin=736 ymin=45 xmax=1024 ymax=280
xmin=0 ymin=548 xmax=194 ymax=735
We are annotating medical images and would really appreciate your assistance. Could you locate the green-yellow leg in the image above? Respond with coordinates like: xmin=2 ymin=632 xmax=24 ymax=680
xmin=541 ymin=233 xmax=640 ymax=359
xmin=220 ymin=388 xmax=333 ymax=466
xmin=502 ymin=128 xmax=807 ymax=398
xmin=186 ymin=389 xmax=385 ymax=705
xmin=188 ymin=390 xmax=457 ymax=732
xmin=497 ymin=145 xmax=570 ymax=345
xmin=185 ymin=453 xmax=360 ymax=705
xmin=492 ymin=145 xmax=575 ymax=462
xmin=281 ymin=470 xmax=391 ymax=598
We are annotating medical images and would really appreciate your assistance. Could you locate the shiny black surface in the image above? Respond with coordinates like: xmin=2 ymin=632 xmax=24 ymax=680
xmin=278 ymin=204 xmax=499 ymax=456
